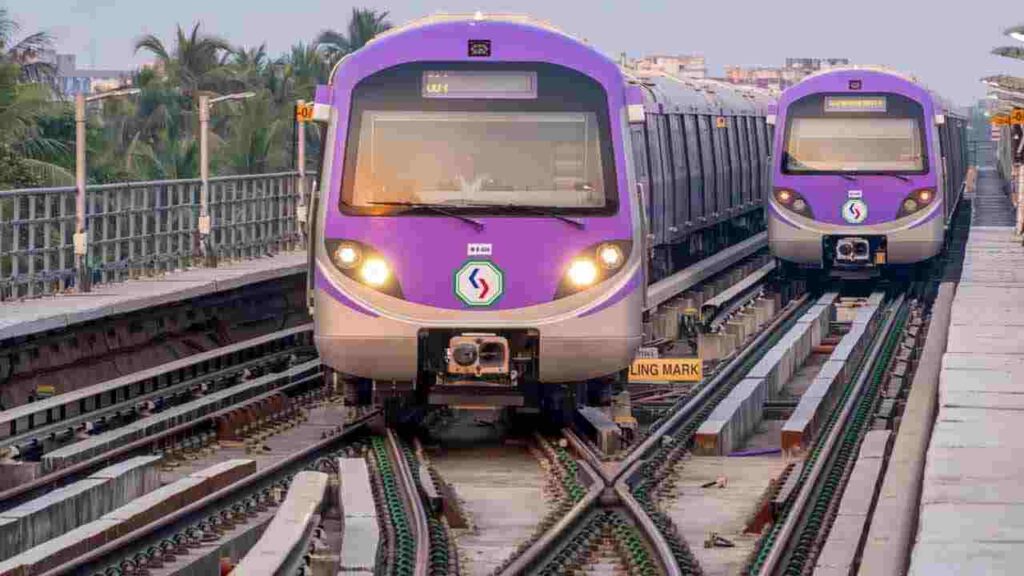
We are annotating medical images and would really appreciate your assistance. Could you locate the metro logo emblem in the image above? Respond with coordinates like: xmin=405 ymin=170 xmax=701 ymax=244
xmin=841 ymin=199 xmax=868 ymax=224
xmin=455 ymin=260 xmax=504 ymax=306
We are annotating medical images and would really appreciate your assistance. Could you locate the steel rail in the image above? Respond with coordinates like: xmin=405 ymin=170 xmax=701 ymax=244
xmin=702 ymin=260 xmax=776 ymax=330
xmin=615 ymin=481 xmax=681 ymax=576
xmin=497 ymin=433 xmax=605 ymax=576
xmin=755 ymin=292 xmax=906 ymax=576
xmin=645 ymin=232 xmax=767 ymax=311
xmin=615 ymin=292 xmax=812 ymax=484
xmin=0 ymin=363 xmax=323 ymax=511
xmin=387 ymin=429 xmax=430 ymax=576
xmin=38 ymin=409 xmax=378 ymax=576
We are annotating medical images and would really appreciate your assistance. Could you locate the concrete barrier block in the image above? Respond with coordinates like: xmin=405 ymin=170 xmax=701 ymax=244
xmin=338 ymin=458 xmax=376 ymax=518
xmin=188 ymin=459 xmax=257 ymax=494
xmin=698 ymin=332 xmax=733 ymax=362
xmin=88 ymin=455 xmax=162 ymax=505
xmin=340 ymin=516 xmax=380 ymax=573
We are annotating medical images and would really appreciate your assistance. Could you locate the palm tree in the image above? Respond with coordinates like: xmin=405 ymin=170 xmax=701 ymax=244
xmin=315 ymin=8 xmax=392 ymax=65
xmin=0 ymin=6 xmax=54 ymax=83
xmin=134 ymin=23 xmax=233 ymax=95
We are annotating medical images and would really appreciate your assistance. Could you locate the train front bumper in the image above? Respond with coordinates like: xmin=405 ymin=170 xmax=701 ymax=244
xmin=768 ymin=203 xmax=945 ymax=266
xmin=313 ymin=285 xmax=642 ymax=383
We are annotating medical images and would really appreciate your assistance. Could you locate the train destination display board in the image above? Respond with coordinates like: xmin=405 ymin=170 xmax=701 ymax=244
xmin=628 ymin=358 xmax=703 ymax=383
xmin=824 ymin=96 xmax=887 ymax=113
xmin=422 ymin=70 xmax=537 ymax=99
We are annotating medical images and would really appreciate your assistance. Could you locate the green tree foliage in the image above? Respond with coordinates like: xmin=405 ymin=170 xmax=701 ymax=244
xmin=0 ymin=7 xmax=393 ymax=189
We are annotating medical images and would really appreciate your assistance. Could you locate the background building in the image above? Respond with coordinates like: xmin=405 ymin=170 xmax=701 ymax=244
xmin=629 ymin=54 xmax=707 ymax=79
xmin=725 ymin=57 xmax=850 ymax=90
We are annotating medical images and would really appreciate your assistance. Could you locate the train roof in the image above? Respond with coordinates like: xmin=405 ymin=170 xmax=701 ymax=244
xmin=632 ymin=72 xmax=775 ymax=115
xmin=366 ymin=12 xmax=577 ymax=46
xmin=792 ymin=66 xmax=964 ymax=118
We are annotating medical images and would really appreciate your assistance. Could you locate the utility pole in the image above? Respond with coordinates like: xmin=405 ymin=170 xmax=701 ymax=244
xmin=74 ymin=88 xmax=140 ymax=292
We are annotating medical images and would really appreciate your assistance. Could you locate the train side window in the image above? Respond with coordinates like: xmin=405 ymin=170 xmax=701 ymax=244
xmin=748 ymin=117 xmax=760 ymax=203
xmin=630 ymin=124 xmax=650 ymax=218
xmin=646 ymin=114 xmax=669 ymax=244
xmin=728 ymin=118 xmax=742 ymax=209
xmin=683 ymin=114 xmax=704 ymax=223
xmin=697 ymin=115 xmax=717 ymax=218
xmin=735 ymin=117 xmax=750 ymax=207
xmin=668 ymin=115 xmax=690 ymax=227
xmin=712 ymin=117 xmax=728 ymax=217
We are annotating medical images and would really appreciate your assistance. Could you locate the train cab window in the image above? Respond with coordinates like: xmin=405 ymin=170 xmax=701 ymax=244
xmin=782 ymin=93 xmax=927 ymax=174
xmin=340 ymin=62 xmax=618 ymax=216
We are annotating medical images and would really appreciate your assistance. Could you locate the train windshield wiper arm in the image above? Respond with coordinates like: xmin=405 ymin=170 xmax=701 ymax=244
xmin=878 ymin=173 xmax=911 ymax=182
xmin=449 ymin=202 xmax=586 ymax=230
xmin=838 ymin=173 xmax=858 ymax=181
xmin=368 ymin=201 xmax=485 ymax=231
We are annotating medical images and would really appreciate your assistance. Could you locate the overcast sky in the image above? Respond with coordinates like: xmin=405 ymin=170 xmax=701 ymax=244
xmin=4 ymin=0 xmax=1022 ymax=105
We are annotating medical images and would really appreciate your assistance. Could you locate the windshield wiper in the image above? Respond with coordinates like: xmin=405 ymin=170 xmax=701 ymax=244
xmin=877 ymin=173 xmax=911 ymax=182
xmin=838 ymin=174 xmax=858 ymax=182
xmin=447 ymin=201 xmax=586 ymax=230
xmin=368 ymin=201 xmax=485 ymax=231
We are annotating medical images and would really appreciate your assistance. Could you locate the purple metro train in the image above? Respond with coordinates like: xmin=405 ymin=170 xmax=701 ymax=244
xmin=769 ymin=67 xmax=968 ymax=277
xmin=308 ymin=14 xmax=772 ymax=420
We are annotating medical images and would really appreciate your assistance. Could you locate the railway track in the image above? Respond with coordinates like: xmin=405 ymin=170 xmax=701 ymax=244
xmin=0 ymin=232 xmax=952 ymax=576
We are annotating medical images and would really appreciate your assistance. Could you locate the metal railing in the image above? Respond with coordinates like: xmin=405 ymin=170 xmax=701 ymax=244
xmin=0 ymin=172 xmax=314 ymax=301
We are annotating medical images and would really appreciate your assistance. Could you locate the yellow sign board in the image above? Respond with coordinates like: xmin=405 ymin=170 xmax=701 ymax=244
xmin=36 ymin=385 xmax=55 ymax=397
xmin=628 ymin=358 xmax=702 ymax=383
xmin=296 ymin=103 xmax=314 ymax=123
xmin=992 ymin=114 xmax=1011 ymax=126
xmin=1013 ymin=108 xmax=1024 ymax=125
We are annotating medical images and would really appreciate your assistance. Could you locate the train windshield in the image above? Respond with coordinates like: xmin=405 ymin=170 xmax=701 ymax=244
xmin=348 ymin=110 xmax=605 ymax=208
xmin=782 ymin=93 xmax=927 ymax=174
xmin=340 ymin=62 xmax=617 ymax=216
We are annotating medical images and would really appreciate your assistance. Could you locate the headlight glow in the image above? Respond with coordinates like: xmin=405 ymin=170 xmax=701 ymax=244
xmin=773 ymin=188 xmax=813 ymax=218
xmin=334 ymin=243 xmax=361 ymax=269
xmin=567 ymin=259 xmax=599 ymax=287
xmin=597 ymin=243 xmax=624 ymax=269
xmin=359 ymin=258 xmax=390 ymax=286
xmin=897 ymin=189 xmax=936 ymax=218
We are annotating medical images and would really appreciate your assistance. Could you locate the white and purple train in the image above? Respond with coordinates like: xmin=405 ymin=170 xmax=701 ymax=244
xmin=308 ymin=14 xmax=772 ymax=420
xmin=768 ymin=67 xmax=968 ymax=277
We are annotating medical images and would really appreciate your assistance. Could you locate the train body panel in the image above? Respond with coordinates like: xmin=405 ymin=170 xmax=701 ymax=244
xmin=768 ymin=68 xmax=967 ymax=272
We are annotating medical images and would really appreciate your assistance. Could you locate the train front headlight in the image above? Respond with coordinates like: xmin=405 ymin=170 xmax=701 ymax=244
xmin=597 ymin=243 xmax=624 ymax=270
xmin=568 ymin=259 xmax=599 ymax=287
xmin=554 ymin=240 xmax=632 ymax=299
xmin=324 ymin=239 xmax=403 ymax=298
xmin=359 ymin=258 xmax=391 ymax=286
xmin=333 ymin=243 xmax=362 ymax=269
xmin=773 ymin=188 xmax=814 ymax=218
xmin=896 ymin=189 xmax=935 ymax=218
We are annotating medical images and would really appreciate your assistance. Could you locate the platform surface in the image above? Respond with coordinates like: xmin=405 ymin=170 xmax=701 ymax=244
xmin=0 ymin=251 xmax=305 ymax=341
xmin=910 ymin=170 xmax=1024 ymax=575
